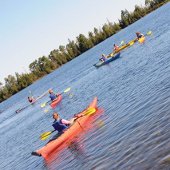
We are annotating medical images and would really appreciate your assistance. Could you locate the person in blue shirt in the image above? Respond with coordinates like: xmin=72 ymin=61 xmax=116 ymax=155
xmin=49 ymin=89 xmax=58 ymax=101
xmin=99 ymin=54 xmax=107 ymax=62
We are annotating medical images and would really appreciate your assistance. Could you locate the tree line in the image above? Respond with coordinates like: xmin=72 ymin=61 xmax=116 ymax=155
xmin=0 ymin=0 xmax=168 ymax=103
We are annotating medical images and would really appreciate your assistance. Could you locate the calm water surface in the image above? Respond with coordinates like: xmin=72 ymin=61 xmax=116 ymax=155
xmin=0 ymin=3 xmax=170 ymax=170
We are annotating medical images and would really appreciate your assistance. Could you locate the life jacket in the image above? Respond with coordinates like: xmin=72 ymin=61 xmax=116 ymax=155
xmin=52 ymin=119 xmax=68 ymax=133
xmin=101 ymin=56 xmax=106 ymax=61
xmin=50 ymin=93 xmax=57 ymax=101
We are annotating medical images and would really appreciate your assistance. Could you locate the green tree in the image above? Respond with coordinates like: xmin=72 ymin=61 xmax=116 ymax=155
xmin=59 ymin=45 xmax=72 ymax=61
xmin=0 ymin=82 xmax=2 ymax=89
xmin=88 ymin=31 xmax=97 ymax=45
xmin=29 ymin=60 xmax=41 ymax=76
xmin=4 ymin=75 xmax=18 ymax=94
xmin=119 ymin=9 xmax=131 ymax=28
xmin=102 ymin=23 xmax=113 ymax=38
xmin=49 ymin=49 xmax=68 ymax=66
xmin=76 ymin=34 xmax=93 ymax=53
xmin=66 ymin=39 xmax=81 ymax=58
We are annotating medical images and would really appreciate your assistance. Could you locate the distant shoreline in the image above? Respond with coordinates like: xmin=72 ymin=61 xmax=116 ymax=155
xmin=0 ymin=0 xmax=169 ymax=103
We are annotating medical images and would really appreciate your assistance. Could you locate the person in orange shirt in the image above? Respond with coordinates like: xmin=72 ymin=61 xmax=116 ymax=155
xmin=113 ymin=44 xmax=120 ymax=52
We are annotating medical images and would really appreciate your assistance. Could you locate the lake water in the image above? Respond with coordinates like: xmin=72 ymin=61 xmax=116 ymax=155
xmin=0 ymin=3 xmax=170 ymax=170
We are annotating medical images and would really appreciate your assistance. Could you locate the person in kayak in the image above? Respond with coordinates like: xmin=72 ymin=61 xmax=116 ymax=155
xmin=99 ymin=54 xmax=107 ymax=62
xmin=113 ymin=44 xmax=119 ymax=51
xmin=48 ymin=113 xmax=76 ymax=142
xmin=52 ymin=112 xmax=75 ymax=132
xmin=49 ymin=89 xmax=58 ymax=101
xmin=136 ymin=32 xmax=144 ymax=40
xmin=28 ymin=96 xmax=35 ymax=103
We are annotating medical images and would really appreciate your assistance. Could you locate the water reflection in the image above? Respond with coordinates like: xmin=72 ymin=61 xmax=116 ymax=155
xmin=68 ymin=140 xmax=88 ymax=165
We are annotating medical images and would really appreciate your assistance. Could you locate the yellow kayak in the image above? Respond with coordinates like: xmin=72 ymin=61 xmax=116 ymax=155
xmin=107 ymin=42 xmax=132 ymax=58
xmin=138 ymin=36 xmax=145 ymax=43
xmin=107 ymin=36 xmax=145 ymax=58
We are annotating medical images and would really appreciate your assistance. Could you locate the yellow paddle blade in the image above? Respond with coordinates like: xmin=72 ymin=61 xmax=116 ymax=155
xmin=84 ymin=107 xmax=96 ymax=116
xmin=40 ymin=131 xmax=53 ymax=140
xmin=147 ymin=31 xmax=152 ymax=35
xmin=120 ymin=41 xmax=125 ymax=45
xmin=41 ymin=103 xmax=46 ymax=108
xmin=64 ymin=87 xmax=71 ymax=93
xmin=44 ymin=109 xmax=49 ymax=113
xmin=69 ymin=93 xmax=73 ymax=98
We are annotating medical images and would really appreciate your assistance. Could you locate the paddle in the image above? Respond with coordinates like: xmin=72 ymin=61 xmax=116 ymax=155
xmin=40 ymin=130 xmax=56 ymax=141
xmin=76 ymin=107 xmax=96 ymax=117
xmin=29 ymin=90 xmax=33 ymax=97
xmin=146 ymin=31 xmax=152 ymax=35
xmin=40 ymin=107 xmax=96 ymax=140
xmin=120 ymin=41 xmax=125 ymax=46
xmin=40 ymin=87 xmax=71 ymax=108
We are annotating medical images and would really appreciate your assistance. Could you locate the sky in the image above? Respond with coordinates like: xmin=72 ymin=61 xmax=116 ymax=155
xmin=0 ymin=0 xmax=145 ymax=84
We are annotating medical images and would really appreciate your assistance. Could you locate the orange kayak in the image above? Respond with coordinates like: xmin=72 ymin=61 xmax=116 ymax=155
xmin=50 ymin=94 xmax=62 ymax=108
xmin=32 ymin=97 xmax=98 ymax=158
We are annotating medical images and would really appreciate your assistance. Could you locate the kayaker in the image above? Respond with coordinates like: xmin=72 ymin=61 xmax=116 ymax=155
xmin=47 ymin=113 xmax=76 ymax=142
xmin=99 ymin=54 xmax=107 ymax=62
xmin=49 ymin=89 xmax=58 ymax=101
xmin=52 ymin=112 xmax=75 ymax=131
xmin=32 ymin=112 xmax=75 ymax=155
xmin=136 ymin=32 xmax=144 ymax=40
xmin=113 ymin=44 xmax=119 ymax=51
xmin=28 ymin=96 xmax=35 ymax=103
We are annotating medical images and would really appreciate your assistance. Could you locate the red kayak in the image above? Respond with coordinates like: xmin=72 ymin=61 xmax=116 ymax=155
xmin=50 ymin=94 xmax=62 ymax=108
xmin=32 ymin=97 xmax=98 ymax=159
